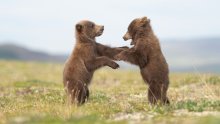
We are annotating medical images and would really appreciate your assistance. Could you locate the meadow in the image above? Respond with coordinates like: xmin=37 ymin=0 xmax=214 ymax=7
xmin=0 ymin=60 xmax=219 ymax=124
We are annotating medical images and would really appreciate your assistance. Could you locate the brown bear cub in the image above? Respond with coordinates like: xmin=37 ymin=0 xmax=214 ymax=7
xmin=115 ymin=17 xmax=170 ymax=104
xmin=63 ymin=20 xmax=127 ymax=105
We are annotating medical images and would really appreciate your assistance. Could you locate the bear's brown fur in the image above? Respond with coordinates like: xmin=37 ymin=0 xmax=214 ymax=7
xmin=63 ymin=20 xmax=127 ymax=105
xmin=115 ymin=17 xmax=170 ymax=104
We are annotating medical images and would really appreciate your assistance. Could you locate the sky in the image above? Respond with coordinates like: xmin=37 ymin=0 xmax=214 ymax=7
xmin=0 ymin=0 xmax=220 ymax=54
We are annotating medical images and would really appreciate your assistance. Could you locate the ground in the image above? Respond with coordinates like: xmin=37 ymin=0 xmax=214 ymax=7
xmin=0 ymin=60 xmax=220 ymax=124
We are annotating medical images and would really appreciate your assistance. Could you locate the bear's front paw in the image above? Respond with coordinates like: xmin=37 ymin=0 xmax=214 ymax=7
xmin=110 ymin=62 xmax=120 ymax=69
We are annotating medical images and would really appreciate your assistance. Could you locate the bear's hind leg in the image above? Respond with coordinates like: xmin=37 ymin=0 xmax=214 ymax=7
xmin=148 ymin=82 xmax=169 ymax=105
xmin=148 ymin=83 xmax=160 ymax=104
xmin=161 ymin=84 xmax=170 ymax=105
xmin=69 ymin=82 xmax=89 ymax=105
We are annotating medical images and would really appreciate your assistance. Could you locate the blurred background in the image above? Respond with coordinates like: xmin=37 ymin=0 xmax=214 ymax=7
xmin=0 ymin=0 xmax=220 ymax=73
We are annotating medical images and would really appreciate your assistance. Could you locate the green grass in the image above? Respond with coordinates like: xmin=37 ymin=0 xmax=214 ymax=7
xmin=0 ymin=60 xmax=220 ymax=124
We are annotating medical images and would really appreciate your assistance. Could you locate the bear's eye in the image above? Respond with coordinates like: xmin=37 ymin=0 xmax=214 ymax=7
xmin=90 ymin=23 xmax=94 ymax=28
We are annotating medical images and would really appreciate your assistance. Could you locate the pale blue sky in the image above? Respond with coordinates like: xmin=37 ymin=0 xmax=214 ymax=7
xmin=0 ymin=0 xmax=220 ymax=54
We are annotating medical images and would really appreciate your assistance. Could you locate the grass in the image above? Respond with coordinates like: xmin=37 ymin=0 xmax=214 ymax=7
xmin=0 ymin=60 xmax=220 ymax=124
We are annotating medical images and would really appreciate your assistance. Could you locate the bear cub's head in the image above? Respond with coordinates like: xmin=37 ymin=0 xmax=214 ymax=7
xmin=123 ymin=17 xmax=151 ymax=45
xmin=75 ymin=20 xmax=104 ymax=40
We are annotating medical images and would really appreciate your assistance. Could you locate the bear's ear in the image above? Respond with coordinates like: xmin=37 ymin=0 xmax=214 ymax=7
xmin=141 ymin=16 xmax=148 ymax=23
xmin=76 ymin=24 xmax=83 ymax=32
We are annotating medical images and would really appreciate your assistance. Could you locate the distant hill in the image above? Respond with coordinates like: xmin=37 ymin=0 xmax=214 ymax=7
xmin=0 ymin=43 xmax=67 ymax=63
xmin=0 ymin=38 xmax=220 ymax=73
xmin=161 ymin=37 xmax=220 ymax=73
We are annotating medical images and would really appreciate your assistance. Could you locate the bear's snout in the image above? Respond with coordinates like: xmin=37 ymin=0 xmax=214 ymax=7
xmin=123 ymin=32 xmax=132 ymax=41
xmin=96 ymin=26 xmax=104 ymax=36
xmin=100 ymin=26 xmax=104 ymax=32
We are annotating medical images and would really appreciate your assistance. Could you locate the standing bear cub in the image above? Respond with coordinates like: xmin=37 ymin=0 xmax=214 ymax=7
xmin=115 ymin=17 xmax=170 ymax=104
xmin=63 ymin=20 xmax=127 ymax=105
